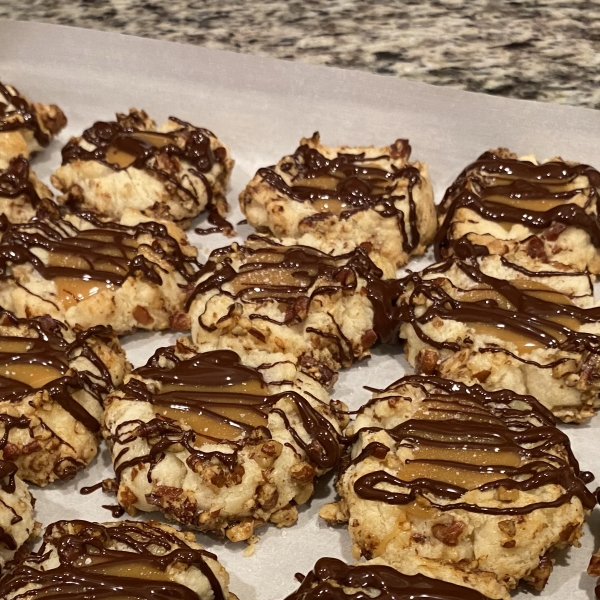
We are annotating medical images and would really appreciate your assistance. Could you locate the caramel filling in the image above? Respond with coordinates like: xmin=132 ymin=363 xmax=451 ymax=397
xmin=0 ymin=339 xmax=33 ymax=353
xmin=295 ymin=175 xmax=341 ymax=191
xmin=470 ymin=322 xmax=544 ymax=352
xmin=482 ymin=172 xmax=574 ymax=189
xmin=130 ymin=131 xmax=173 ymax=148
xmin=55 ymin=277 xmax=115 ymax=309
xmin=232 ymin=268 xmax=310 ymax=293
xmin=512 ymin=280 xmax=575 ymax=306
xmin=156 ymin=380 xmax=270 ymax=442
xmin=483 ymin=194 xmax=566 ymax=212
xmin=313 ymin=198 xmax=345 ymax=214
xmin=72 ymin=553 xmax=174 ymax=584
xmin=452 ymin=280 xmax=580 ymax=350
xmin=452 ymin=288 xmax=515 ymax=311
xmin=86 ymin=561 xmax=173 ymax=582
xmin=105 ymin=146 xmax=137 ymax=170
xmin=245 ymin=251 xmax=288 ymax=265
xmin=105 ymin=131 xmax=173 ymax=169
xmin=0 ymin=362 xmax=62 ymax=388
xmin=398 ymin=445 xmax=521 ymax=490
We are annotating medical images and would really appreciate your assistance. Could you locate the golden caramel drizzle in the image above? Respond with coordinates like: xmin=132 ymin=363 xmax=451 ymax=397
xmin=483 ymin=194 xmax=567 ymax=212
xmin=55 ymin=277 xmax=116 ymax=309
xmin=0 ymin=362 xmax=63 ymax=388
xmin=231 ymin=267 xmax=311 ymax=294
xmin=0 ymin=339 xmax=33 ymax=353
xmin=294 ymin=175 xmax=341 ymax=190
xmin=131 ymin=131 xmax=173 ymax=148
xmin=155 ymin=379 xmax=270 ymax=443
xmin=470 ymin=322 xmax=545 ymax=352
xmin=105 ymin=147 xmax=137 ymax=170
xmin=313 ymin=198 xmax=345 ymax=214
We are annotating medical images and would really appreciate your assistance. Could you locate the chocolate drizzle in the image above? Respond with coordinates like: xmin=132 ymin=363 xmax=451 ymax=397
xmin=287 ymin=557 xmax=490 ymax=600
xmin=0 ymin=157 xmax=46 ymax=206
xmin=0 ymin=81 xmax=49 ymax=147
xmin=399 ymin=255 xmax=600 ymax=359
xmin=435 ymin=149 xmax=600 ymax=260
xmin=62 ymin=112 xmax=233 ymax=232
xmin=0 ymin=414 xmax=29 ymax=551
xmin=256 ymin=137 xmax=423 ymax=253
xmin=352 ymin=375 xmax=595 ymax=515
xmin=0 ymin=310 xmax=116 ymax=434
xmin=187 ymin=235 xmax=402 ymax=352
xmin=111 ymin=348 xmax=341 ymax=484
xmin=0 ymin=209 xmax=199 ymax=291
xmin=0 ymin=520 xmax=226 ymax=600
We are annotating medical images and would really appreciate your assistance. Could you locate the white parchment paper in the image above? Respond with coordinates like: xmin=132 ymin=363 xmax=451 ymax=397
xmin=1 ymin=19 xmax=600 ymax=599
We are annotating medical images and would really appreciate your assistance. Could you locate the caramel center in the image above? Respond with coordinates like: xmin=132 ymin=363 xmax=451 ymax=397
xmin=398 ymin=444 xmax=521 ymax=490
xmin=0 ymin=362 xmax=62 ymax=387
xmin=55 ymin=277 xmax=115 ymax=309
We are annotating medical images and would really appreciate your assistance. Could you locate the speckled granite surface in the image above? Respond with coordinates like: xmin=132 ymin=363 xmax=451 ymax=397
xmin=1 ymin=0 xmax=599 ymax=109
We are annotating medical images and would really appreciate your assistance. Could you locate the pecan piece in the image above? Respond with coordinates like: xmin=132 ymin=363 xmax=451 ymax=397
xmin=431 ymin=520 xmax=465 ymax=546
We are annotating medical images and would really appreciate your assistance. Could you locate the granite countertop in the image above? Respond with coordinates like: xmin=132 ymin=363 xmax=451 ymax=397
xmin=1 ymin=0 xmax=599 ymax=110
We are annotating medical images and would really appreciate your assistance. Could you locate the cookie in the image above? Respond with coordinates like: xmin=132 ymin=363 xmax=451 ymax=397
xmin=286 ymin=557 xmax=490 ymax=600
xmin=51 ymin=108 xmax=234 ymax=229
xmin=186 ymin=235 xmax=401 ymax=386
xmin=0 ymin=80 xmax=67 ymax=166
xmin=0 ymin=519 xmax=235 ymax=600
xmin=0 ymin=458 xmax=35 ymax=572
xmin=435 ymin=148 xmax=600 ymax=274
xmin=239 ymin=133 xmax=436 ymax=275
xmin=0 ymin=158 xmax=55 ymax=226
xmin=397 ymin=255 xmax=600 ymax=422
xmin=103 ymin=338 xmax=347 ymax=542
xmin=588 ymin=548 xmax=600 ymax=598
xmin=320 ymin=375 xmax=595 ymax=600
xmin=0 ymin=310 xmax=126 ymax=486
xmin=0 ymin=209 xmax=200 ymax=334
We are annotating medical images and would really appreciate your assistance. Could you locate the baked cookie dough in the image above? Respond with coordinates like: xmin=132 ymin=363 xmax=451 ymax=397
xmin=286 ymin=557 xmax=490 ymax=600
xmin=320 ymin=375 xmax=595 ymax=600
xmin=588 ymin=547 xmax=600 ymax=598
xmin=0 ymin=209 xmax=200 ymax=334
xmin=0 ymin=458 xmax=35 ymax=572
xmin=398 ymin=255 xmax=600 ymax=422
xmin=0 ymin=158 xmax=55 ymax=226
xmin=435 ymin=148 xmax=600 ymax=274
xmin=51 ymin=108 xmax=234 ymax=229
xmin=0 ymin=309 xmax=126 ymax=486
xmin=239 ymin=133 xmax=436 ymax=275
xmin=0 ymin=519 xmax=235 ymax=600
xmin=0 ymin=80 xmax=67 ymax=167
xmin=103 ymin=338 xmax=347 ymax=542
xmin=187 ymin=235 xmax=401 ymax=386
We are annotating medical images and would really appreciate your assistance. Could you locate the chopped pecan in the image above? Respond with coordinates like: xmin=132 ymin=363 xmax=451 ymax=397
xmin=290 ymin=462 xmax=315 ymax=483
xmin=257 ymin=483 xmax=279 ymax=510
xmin=589 ymin=553 xmax=600 ymax=576
xmin=334 ymin=268 xmax=357 ymax=287
xmin=524 ymin=554 xmax=553 ymax=591
xmin=169 ymin=312 xmax=190 ymax=330
xmin=473 ymin=369 xmax=491 ymax=383
xmin=526 ymin=236 xmax=547 ymax=261
xmin=361 ymin=329 xmax=378 ymax=349
xmin=544 ymin=221 xmax=567 ymax=242
xmin=431 ymin=520 xmax=465 ymax=546
xmin=132 ymin=306 xmax=153 ymax=326
xmin=498 ymin=520 xmax=516 ymax=537
xmin=2 ymin=442 xmax=20 ymax=461
xmin=580 ymin=352 xmax=600 ymax=385
xmin=285 ymin=296 xmax=310 ymax=323
xmin=415 ymin=349 xmax=439 ymax=374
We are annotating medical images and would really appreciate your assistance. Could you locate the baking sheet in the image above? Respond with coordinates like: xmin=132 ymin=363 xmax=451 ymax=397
xmin=2 ymin=18 xmax=600 ymax=599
